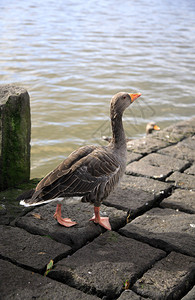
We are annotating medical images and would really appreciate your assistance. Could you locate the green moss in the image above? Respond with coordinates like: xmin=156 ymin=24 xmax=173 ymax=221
xmin=0 ymin=93 xmax=31 ymax=190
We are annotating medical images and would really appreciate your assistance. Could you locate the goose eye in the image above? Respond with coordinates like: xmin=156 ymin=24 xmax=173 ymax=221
xmin=123 ymin=96 xmax=126 ymax=99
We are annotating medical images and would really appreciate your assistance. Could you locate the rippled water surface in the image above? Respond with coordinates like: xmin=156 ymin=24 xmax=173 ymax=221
xmin=1 ymin=0 xmax=195 ymax=178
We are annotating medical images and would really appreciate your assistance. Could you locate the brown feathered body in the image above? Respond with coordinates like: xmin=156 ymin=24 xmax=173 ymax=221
xmin=27 ymin=144 xmax=126 ymax=207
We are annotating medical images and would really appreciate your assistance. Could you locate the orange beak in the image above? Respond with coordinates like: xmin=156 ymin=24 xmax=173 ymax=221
xmin=153 ymin=124 xmax=160 ymax=131
xmin=129 ymin=93 xmax=142 ymax=103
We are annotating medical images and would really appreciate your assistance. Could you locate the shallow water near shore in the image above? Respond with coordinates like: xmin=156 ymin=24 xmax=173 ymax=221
xmin=0 ymin=0 xmax=195 ymax=178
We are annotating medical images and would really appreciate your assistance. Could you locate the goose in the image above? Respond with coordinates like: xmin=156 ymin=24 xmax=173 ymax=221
xmin=20 ymin=92 xmax=141 ymax=230
xmin=102 ymin=121 xmax=160 ymax=143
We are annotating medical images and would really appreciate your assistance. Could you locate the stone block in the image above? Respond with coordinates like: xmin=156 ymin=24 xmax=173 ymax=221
xmin=160 ymin=118 xmax=195 ymax=141
xmin=119 ymin=208 xmax=195 ymax=257
xmin=126 ymin=151 xmax=142 ymax=164
xmin=121 ymin=174 xmax=172 ymax=196
xmin=132 ymin=252 xmax=195 ymax=300
xmin=16 ymin=198 xmax=127 ymax=250
xmin=160 ymin=189 xmax=195 ymax=213
xmin=0 ymin=225 xmax=71 ymax=272
xmin=158 ymin=140 xmax=195 ymax=162
xmin=126 ymin=153 xmax=189 ymax=179
xmin=48 ymin=231 xmax=165 ymax=298
xmin=103 ymin=186 xmax=156 ymax=218
xmin=166 ymin=171 xmax=195 ymax=190
xmin=127 ymin=136 xmax=169 ymax=154
xmin=0 ymin=259 xmax=100 ymax=300
xmin=0 ymin=85 xmax=31 ymax=190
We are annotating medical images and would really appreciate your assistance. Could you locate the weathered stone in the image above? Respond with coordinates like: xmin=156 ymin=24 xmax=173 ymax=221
xmin=181 ymin=286 xmax=195 ymax=300
xmin=126 ymin=151 xmax=142 ymax=164
xmin=104 ymin=186 xmax=157 ymax=218
xmin=121 ymin=174 xmax=172 ymax=196
xmin=119 ymin=208 xmax=195 ymax=257
xmin=0 ymin=259 xmax=100 ymax=300
xmin=0 ymin=225 xmax=71 ymax=272
xmin=126 ymin=153 xmax=189 ymax=179
xmin=158 ymin=139 xmax=195 ymax=162
xmin=184 ymin=163 xmax=195 ymax=175
xmin=166 ymin=171 xmax=195 ymax=190
xmin=127 ymin=136 xmax=169 ymax=154
xmin=0 ymin=179 xmax=39 ymax=225
xmin=132 ymin=252 xmax=195 ymax=300
xmin=16 ymin=199 xmax=126 ymax=250
xmin=0 ymin=85 xmax=31 ymax=190
xmin=160 ymin=189 xmax=195 ymax=213
xmin=117 ymin=290 xmax=151 ymax=300
xmin=159 ymin=118 xmax=195 ymax=141
xmin=49 ymin=231 xmax=165 ymax=299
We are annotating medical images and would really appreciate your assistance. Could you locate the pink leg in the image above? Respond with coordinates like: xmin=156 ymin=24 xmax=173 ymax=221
xmin=90 ymin=206 xmax=111 ymax=230
xmin=53 ymin=204 xmax=77 ymax=227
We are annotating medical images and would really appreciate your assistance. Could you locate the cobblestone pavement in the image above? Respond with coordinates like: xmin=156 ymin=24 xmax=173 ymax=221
xmin=0 ymin=117 xmax=195 ymax=300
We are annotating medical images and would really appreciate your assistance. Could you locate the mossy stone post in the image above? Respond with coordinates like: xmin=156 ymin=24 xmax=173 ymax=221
xmin=0 ymin=85 xmax=31 ymax=190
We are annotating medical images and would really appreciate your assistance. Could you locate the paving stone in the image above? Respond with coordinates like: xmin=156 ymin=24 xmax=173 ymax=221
xmin=158 ymin=136 xmax=195 ymax=163
xmin=161 ymin=118 xmax=195 ymax=141
xmin=166 ymin=171 xmax=195 ymax=190
xmin=181 ymin=285 xmax=195 ymax=300
xmin=126 ymin=153 xmax=189 ymax=180
xmin=0 ymin=259 xmax=100 ymax=300
xmin=103 ymin=186 xmax=157 ymax=218
xmin=184 ymin=163 xmax=195 ymax=175
xmin=160 ymin=189 xmax=195 ymax=213
xmin=132 ymin=252 xmax=195 ymax=300
xmin=49 ymin=231 xmax=165 ymax=299
xmin=121 ymin=174 xmax=172 ymax=197
xmin=127 ymin=136 xmax=169 ymax=154
xmin=119 ymin=208 xmax=195 ymax=257
xmin=180 ymin=135 xmax=195 ymax=148
xmin=0 ymin=225 xmax=71 ymax=272
xmin=117 ymin=289 xmax=151 ymax=300
xmin=16 ymin=198 xmax=126 ymax=250
xmin=126 ymin=151 xmax=142 ymax=164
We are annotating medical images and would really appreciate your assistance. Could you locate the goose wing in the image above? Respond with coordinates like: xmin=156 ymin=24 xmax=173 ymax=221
xmin=29 ymin=145 xmax=120 ymax=205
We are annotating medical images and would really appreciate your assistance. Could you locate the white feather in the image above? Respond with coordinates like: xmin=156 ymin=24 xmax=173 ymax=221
xmin=20 ymin=197 xmax=64 ymax=207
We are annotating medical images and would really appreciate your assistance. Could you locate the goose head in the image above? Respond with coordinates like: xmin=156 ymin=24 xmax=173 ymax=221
xmin=110 ymin=92 xmax=141 ymax=118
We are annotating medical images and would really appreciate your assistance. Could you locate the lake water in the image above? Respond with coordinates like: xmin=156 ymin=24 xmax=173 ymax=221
xmin=1 ymin=0 xmax=195 ymax=178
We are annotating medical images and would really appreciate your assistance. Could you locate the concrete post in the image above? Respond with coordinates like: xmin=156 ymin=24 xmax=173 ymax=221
xmin=0 ymin=85 xmax=31 ymax=190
